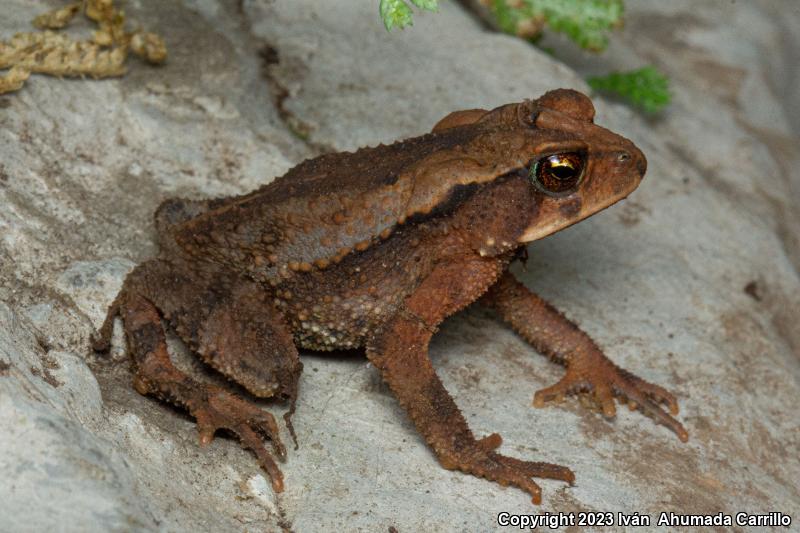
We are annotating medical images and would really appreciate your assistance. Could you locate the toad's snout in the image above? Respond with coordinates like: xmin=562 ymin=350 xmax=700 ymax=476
xmin=632 ymin=145 xmax=647 ymax=177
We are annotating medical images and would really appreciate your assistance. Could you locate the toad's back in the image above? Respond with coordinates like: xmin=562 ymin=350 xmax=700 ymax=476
xmin=161 ymin=123 xmax=503 ymax=280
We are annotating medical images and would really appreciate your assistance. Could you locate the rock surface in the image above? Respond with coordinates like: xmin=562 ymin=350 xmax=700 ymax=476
xmin=1 ymin=1 xmax=798 ymax=531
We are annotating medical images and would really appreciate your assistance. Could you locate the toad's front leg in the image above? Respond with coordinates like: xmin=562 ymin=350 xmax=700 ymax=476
xmin=367 ymin=259 xmax=574 ymax=504
xmin=481 ymin=272 xmax=688 ymax=442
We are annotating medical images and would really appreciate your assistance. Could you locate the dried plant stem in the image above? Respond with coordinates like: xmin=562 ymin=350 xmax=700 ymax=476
xmin=0 ymin=66 xmax=30 ymax=93
xmin=0 ymin=31 xmax=127 ymax=78
xmin=33 ymin=2 xmax=82 ymax=30
xmin=0 ymin=0 xmax=166 ymax=94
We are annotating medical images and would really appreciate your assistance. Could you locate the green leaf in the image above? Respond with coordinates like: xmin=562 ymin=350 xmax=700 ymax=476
xmin=488 ymin=0 xmax=624 ymax=52
xmin=587 ymin=66 xmax=671 ymax=114
xmin=380 ymin=0 xmax=440 ymax=31
xmin=489 ymin=0 xmax=531 ymax=35
xmin=410 ymin=0 xmax=439 ymax=11
xmin=380 ymin=0 xmax=414 ymax=31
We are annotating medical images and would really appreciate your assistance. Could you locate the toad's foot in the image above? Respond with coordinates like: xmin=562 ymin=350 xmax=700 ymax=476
xmin=184 ymin=385 xmax=286 ymax=492
xmin=446 ymin=433 xmax=574 ymax=504
xmin=444 ymin=448 xmax=575 ymax=505
xmin=482 ymin=272 xmax=688 ymax=443
xmin=533 ymin=353 xmax=688 ymax=442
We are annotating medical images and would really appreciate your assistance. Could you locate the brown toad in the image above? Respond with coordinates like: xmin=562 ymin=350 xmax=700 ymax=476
xmin=94 ymin=89 xmax=686 ymax=504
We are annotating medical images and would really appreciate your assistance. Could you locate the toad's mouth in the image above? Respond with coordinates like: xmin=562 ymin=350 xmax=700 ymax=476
xmin=517 ymin=182 xmax=641 ymax=244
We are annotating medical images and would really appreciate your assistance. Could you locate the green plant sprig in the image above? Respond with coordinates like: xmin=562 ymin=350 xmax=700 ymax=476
xmin=489 ymin=0 xmax=624 ymax=52
xmin=380 ymin=0 xmax=440 ymax=31
xmin=587 ymin=66 xmax=671 ymax=114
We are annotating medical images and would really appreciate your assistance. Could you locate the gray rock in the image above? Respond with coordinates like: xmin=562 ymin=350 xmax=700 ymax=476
xmin=0 ymin=0 xmax=797 ymax=531
xmin=0 ymin=303 xmax=154 ymax=532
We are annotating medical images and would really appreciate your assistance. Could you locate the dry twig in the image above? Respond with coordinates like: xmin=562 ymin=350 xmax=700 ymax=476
xmin=0 ymin=0 xmax=166 ymax=94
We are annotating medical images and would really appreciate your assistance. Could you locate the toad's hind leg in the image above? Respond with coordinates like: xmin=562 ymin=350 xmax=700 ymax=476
xmin=97 ymin=260 xmax=288 ymax=492
xmin=158 ymin=272 xmax=303 ymax=444
xmin=141 ymin=268 xmax=302 ymax=401
xmin=367 ymin=259 xmax=574 ymax=505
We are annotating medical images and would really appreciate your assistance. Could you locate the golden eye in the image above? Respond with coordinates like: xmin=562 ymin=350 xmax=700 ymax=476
xmin=531 ymin=152 xmax=585 ymax=193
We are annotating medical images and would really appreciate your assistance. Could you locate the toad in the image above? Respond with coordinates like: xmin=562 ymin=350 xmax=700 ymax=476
xmin=94 ymin=89 xmax=686 ymax=504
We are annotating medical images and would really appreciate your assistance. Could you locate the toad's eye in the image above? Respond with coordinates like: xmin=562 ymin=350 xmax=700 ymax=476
xmin=531 ymin=152 xmax=585 ymax=194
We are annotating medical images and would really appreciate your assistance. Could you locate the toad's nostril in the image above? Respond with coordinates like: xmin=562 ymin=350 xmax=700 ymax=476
xmin=630 ymin=145 xmax=647 ymax=176
xmin=636 ymin=155 xmax=647 ymax=176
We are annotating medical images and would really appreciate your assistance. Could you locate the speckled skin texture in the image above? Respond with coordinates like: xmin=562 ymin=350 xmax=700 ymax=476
xmin=94 ymin=89 xmax=685 ymax=504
